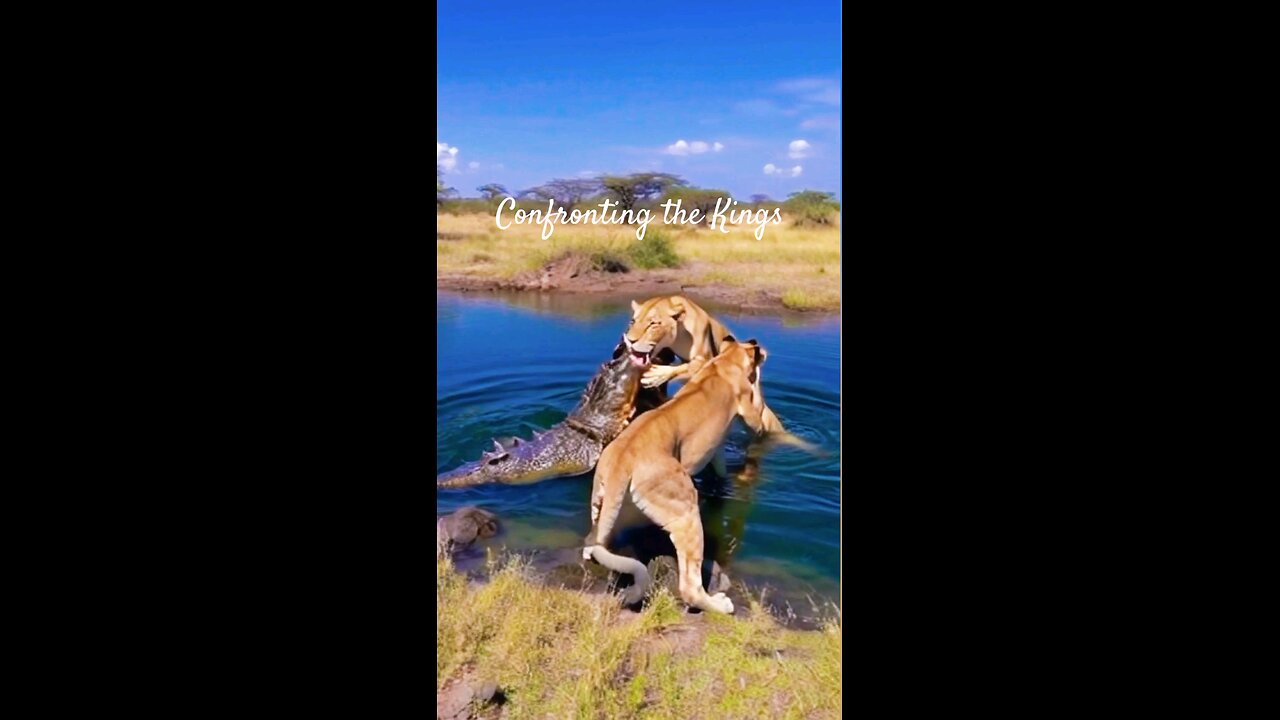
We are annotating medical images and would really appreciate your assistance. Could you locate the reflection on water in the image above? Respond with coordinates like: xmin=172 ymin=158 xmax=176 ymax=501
xmin=436 ymin=290 xmax=840 ymax=620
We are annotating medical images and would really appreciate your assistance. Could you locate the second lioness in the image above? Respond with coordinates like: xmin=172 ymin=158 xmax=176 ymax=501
xmin=583 ymin=338 xmax=769 ymax=614
xmin=623 ymin=294 xmax=787 ymax=435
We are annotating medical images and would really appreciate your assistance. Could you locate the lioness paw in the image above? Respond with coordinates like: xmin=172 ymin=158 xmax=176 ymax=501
xmin=641 ymin=366 xmax=675 ymax=387
xmin=708 ymin=593 xmax=735 ymax=614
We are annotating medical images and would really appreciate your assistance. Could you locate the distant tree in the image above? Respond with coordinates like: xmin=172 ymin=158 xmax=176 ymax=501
xmin=599 ymin=173 xmax=687 ymax=215
xmin=785 ymin=190 xmax=840 ymax=209
xmin=784 ymin=190 xmax=841 ymax=226
xmin=437 ymin=166 xmax=457 ymax=206
xmin=521 ymin=178 xmax=603 ymax=212
xmin=662 ymin=186 xmax=732 ymax=226
xmin=476 ymin=183 xmax=510 ymax=201
xmin=749 ymin=194 xmax=772 ymax=205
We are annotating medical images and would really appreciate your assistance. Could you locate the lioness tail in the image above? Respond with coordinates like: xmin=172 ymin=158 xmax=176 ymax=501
xmin=586 ymin=545 xmax=650 ymax=606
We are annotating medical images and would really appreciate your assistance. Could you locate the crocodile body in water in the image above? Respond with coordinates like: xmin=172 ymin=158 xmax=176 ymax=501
xmin=436 ymin=342 xmax=672 ymax=488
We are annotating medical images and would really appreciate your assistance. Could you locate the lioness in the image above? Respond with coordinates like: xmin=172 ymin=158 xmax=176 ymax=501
xmin=622 ymin=295 xmax=786 ymax=435
xmin=582 ymin=338 xmax=769 ymax=614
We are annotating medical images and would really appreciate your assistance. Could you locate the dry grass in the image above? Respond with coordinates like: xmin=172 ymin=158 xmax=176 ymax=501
xmin=436 ymin=213 xmax=841 ymax=310
xmin=437 ymin=555 xmax=841 ymax=719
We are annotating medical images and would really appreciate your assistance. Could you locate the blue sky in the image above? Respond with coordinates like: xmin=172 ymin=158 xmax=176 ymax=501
xmin=437 ymin=1 xmax=841 ymax=201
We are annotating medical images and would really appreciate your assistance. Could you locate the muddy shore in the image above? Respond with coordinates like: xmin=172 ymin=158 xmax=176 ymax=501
xmin=437 ymin=254 xmax=839 ymax=316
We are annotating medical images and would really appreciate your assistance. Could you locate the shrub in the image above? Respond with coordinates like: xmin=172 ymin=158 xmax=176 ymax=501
xmin=627 ymin=230 xmax=680 ymax=269
xmin=589 ymin=250 xmax=631 ymax=273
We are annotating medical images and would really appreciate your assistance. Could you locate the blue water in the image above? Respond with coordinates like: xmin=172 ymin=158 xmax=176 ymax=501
xmin=436 ymin=291 xmax=841 ymax=606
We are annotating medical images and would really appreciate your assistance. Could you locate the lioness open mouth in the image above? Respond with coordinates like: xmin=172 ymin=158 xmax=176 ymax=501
xmin=621 ymin=334 xmax=652 ymax=368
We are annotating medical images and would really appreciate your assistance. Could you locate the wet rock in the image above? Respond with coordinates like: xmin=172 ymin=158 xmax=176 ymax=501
xmin=709 ymin=562 xmax=732 ymax=594
xmin=437 ymin=507 xmax=500 ymax=558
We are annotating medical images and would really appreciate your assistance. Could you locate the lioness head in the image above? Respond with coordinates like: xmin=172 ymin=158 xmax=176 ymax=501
xmin=622 ymin=295 xmax=686 ymax=366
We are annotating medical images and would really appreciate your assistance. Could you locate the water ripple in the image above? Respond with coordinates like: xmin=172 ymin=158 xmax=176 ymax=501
xmin=436 ymin=292 xmax=841 ymax=587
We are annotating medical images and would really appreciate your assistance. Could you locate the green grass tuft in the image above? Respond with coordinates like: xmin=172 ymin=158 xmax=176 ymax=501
xmin=436 ymin=555 xmax=840 ymax=718
xmin=781 ymin=288 xmax=840 ymax=311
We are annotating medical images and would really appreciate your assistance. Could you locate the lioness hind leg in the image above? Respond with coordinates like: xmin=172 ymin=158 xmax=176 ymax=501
xmin=632 ymin=465 xmax=735 ymax=615
xmin=669 ymin=509 xmax=733 ymax=614
xmin=583 ymin=474 xmax=650 ymax=606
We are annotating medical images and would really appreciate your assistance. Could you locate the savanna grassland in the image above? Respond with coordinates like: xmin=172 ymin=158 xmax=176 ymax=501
xmin=435 ymin=211 xmax=841 ymax=312
xmin=437 ymin=555 xmax=841 ymax=719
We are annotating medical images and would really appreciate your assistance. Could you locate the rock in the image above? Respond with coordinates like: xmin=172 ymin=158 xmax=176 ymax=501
xmin=474 ymin=681 xmax=497 ymax=703
xmin=436 ymin=680 xmax=474 ymax=719
xmin=437 ymin=507 xmax=500 ymax=558
xmin=436 ymin=677 xmax=501 ymax=720
xmin=709 ymin=562 xmax=732 ymax=594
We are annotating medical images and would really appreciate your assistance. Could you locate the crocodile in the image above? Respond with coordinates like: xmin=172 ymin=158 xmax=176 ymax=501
xmin=436 ymin=340 xmax=672 ymax=488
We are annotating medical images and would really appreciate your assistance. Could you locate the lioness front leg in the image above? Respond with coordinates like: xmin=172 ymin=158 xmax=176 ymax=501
xmin=641 ymin=357 xmax=707 ymax=388
xmin=641 ymin=363 xmax=683 ymax=388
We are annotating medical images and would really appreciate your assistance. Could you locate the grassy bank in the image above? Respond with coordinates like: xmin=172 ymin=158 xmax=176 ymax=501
xmin=436 ymin=213 xmax=841 ymax=312
xmin=437 ymin=555 xmax=841 ymax=719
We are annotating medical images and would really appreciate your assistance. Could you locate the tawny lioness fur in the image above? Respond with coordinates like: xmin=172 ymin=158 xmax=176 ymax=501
xmin=623 ymin=294 xmax=799 ymax=434
xmin=582 ymin=338 xmax=769 ymax=614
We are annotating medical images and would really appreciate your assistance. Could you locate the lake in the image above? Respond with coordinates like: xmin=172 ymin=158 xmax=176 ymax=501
xmin=436 ymin=290 xmax=841 ymax=623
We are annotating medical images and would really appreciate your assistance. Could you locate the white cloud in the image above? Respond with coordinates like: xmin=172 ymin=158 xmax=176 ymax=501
xmin=664 ymin=139 xmax=723 ymax=156
xmin=800 ymin=114 xmax=840 ymax=131
xmin=788 ymin=139 xmax=811 ymax=159
xmin=764 ymin=163 xmax=802 ymax=177
xmin=776 ymin=77 xmax=841 ymax=107
xmin=437 ymin=141 xmax=460 ymax=172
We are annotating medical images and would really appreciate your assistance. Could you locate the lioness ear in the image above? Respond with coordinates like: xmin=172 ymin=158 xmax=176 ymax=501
xmin=668 ymin=296 xmax=685 ymax=319
xmin=631 ymin=300 xmax=642 ymax=314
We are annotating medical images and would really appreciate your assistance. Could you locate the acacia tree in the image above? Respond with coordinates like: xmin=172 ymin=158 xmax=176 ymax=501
xmin=784 ymin=190 xmax=841 ymax=226
xmin=599 ymin=173 xmax=686 ymax=215
xmin=662 ymin=186 xmax=732 ymax=226
xmin=520 ymin=178 xmax=603 ymax=212
xmin=476 ymin=183 xmax=510 ymax=201
xmin=785 ymin=190 xmax=840 ymax=209
xmin=749 ymin=194 xmax=772 ymax=205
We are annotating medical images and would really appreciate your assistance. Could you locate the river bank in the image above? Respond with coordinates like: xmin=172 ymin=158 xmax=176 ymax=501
xmin=436 ymin=213 xmax=841 ymax=313
xmin=437 ymin=555 xmax=841 ymax=719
